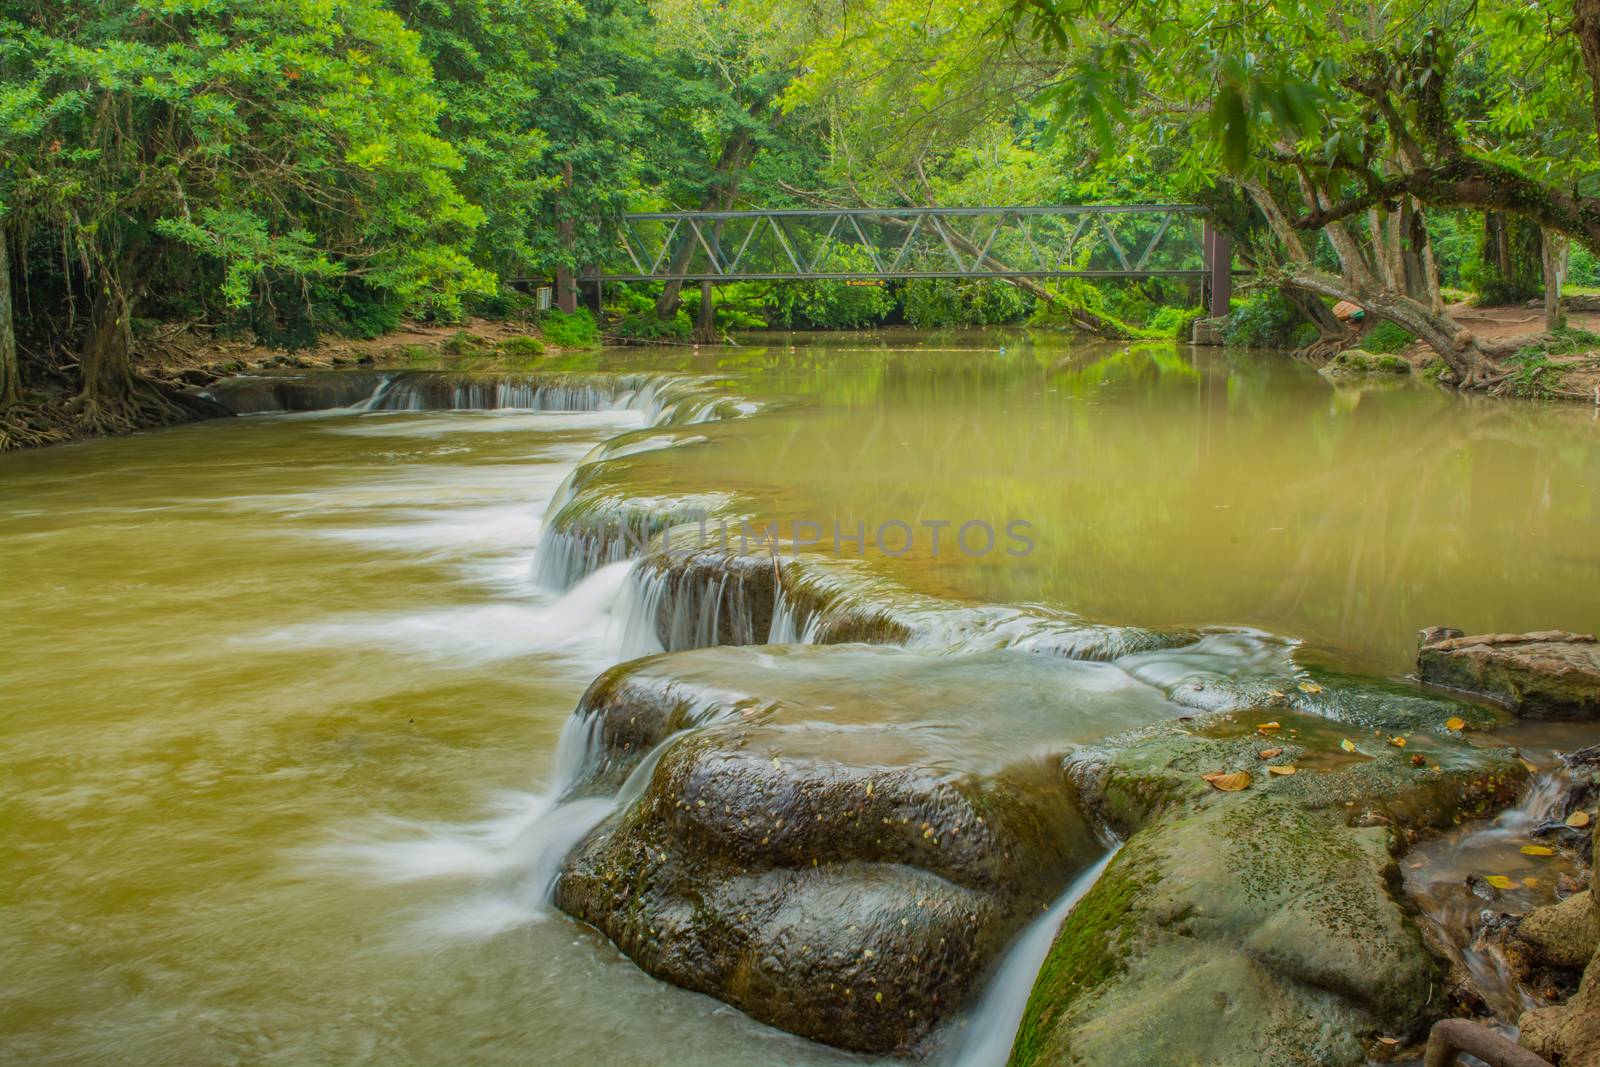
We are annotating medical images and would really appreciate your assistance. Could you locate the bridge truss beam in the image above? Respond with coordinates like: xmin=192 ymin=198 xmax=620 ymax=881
xmin=594 ymin=205 xmax=1213 ymax=283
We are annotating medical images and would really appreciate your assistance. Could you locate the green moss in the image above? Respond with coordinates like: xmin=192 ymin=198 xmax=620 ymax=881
xmin=1322 ymin=349 xmax=1411 ymax=377
xmin=1009 ymin=850 xmax=1150 ymax=1067
xmin=442 ymin=329 xmax=491 ymax=355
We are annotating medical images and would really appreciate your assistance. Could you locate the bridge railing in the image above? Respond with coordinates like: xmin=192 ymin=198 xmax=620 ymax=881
xmin=595 ymin=205 xmax=1212 ymax=283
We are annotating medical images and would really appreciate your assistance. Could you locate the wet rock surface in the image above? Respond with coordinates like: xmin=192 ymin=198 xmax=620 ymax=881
xmin=1011 ymin=700 xmax=1530 ymax=1067
xmin=554 ymin=644 xmax=1172 ymax=1053
xmin=1519 ymin=827 xmax=1600 ymax=1065
xmin=1418 ymin=629 xmax=1600 ymax=719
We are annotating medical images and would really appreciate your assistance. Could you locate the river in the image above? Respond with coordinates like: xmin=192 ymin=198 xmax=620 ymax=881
xmin=3 ymin=329 xmax=1598 ymax=1064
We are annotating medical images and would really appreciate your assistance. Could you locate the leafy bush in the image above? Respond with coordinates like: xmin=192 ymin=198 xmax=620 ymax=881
xmin=1146 ymin=305 xmax=1207 ymax=340
xmin=1221 ymin=290 xmax=1304 ymax=347
xmin=498 ymin=335 xmax=546 ymax=356
xmin=616 ymin=309 xmax=691 ymax=341
xmin=1361 ymin=321 xmax=1416 ymax=354
xmin=443 ymin=330 xmax=492 ymax=355
xmin=902 ymin=278 xmax=1028 ymax=327
xmin=540 ymin=308 xmax=601 ymax=348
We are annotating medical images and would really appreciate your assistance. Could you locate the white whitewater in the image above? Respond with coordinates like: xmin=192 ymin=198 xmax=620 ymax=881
xmin=943 ymin=848 xmax=1121 ymax=1067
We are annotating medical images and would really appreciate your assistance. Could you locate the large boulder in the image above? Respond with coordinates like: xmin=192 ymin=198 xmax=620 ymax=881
xmin=1011 ymin=702 xmax=1530 ymax=1067
xmin=1417 ymin=629 xmax=1600 ymax=719
xmin=554 ymin=643 xmax=1179 ymax=1053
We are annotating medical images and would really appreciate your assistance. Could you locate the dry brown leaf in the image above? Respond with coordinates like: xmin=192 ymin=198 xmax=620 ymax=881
xmin=1377 ymin=1037 xmax=1400 ymax=1047
xmin=1567 ymin=811 xmax=1592 ymax=829
xmin=1445 ymin=716 xmax=1466 ymax=731
xmin=1410 ymin=754 xmax=1427 ymax=767
xmin=1267 ymin=765 xmax=1297 ymax=777
xmin=1203 ymin=771 xmax=1251 ymax=791
xmin=1258 ymin=747 xmax=1283 ymax=759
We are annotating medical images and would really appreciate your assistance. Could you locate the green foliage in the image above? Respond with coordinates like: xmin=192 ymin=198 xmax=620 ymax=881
xmin=765 ymin=281 xmax=892 ymax=329
xmin=1361 ymin=321 xmax=1417 ymax=355
xmin=1145 ymin=305 xmax=1206 ymax=341
xmin=540 ymin=308 xmax=601 ymax=348
xmin=1222 ymin=291 xmax=1309 ymax=349
xmin=498 ymin=335 xmax=546 ymax=357
xmin=903 ymin=279 xmax=1029 ymax=328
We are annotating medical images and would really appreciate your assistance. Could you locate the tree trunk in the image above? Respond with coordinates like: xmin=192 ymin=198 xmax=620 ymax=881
xmin=556 ymin=162 xmax=577 ymax=313
xmin=0 ymin=222 xmax=19 ymax=409
xmin=1542 ymin=228 xmax=1568 ymax=332
xmin=77 ymin=278 xmax=138 ymax=405
xmin=1575 ymin=0 xmax=1600 ymax=147
xmin=693 ymin=281 xmax=718 ymax=343
xmin=656 ymin=127 xmax=757 ymax=321
xmin=1481 ymin=212 xmax=1543 ymax=304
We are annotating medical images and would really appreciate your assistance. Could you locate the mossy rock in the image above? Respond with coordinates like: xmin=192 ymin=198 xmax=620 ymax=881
xmin=554 ymin=643 xmax=1179 ymax=1054
xmin=1417 ymin=628 xmax=1600 ymax=720
xmin=1320 ymin=349 xmax=1412 ymax=378
xmin=1013 ymin=699 xmax=1529 ymax=1067
xmin=442 ymin=329 xmax=493 ymax=355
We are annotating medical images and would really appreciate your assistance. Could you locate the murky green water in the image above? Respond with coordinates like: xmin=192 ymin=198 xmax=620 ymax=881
xmin=3 ymin=329 xmax=1598 ymax=1064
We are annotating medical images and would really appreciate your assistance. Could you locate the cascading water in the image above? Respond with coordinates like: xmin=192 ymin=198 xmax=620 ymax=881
xmin=942 ymin=848 xmax=1121 ymax=1067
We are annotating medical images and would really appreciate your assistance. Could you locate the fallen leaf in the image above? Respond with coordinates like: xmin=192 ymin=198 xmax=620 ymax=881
xmin=1410 ymin=754 xmax=1427 ymax=767
xmin=1377 ymin=1037 xmax=1400 ymax=1047
xmin=1520 ymin=757 xmax=1539 ymax=774
xmin=771 ymin=757 xmax=782 ymax=769
xmin=1258 ymin=747 xmax=1283 ymax=759
xmin=1485 ymin=875 xmax=1517 ymax=890
xmin=1567 ymin=811 xmax=1591 ymax=829
xmin=1389 ymin=736 xmax=1407 ymax=748
xmin=1258 ymin=721 xmax=1281 ymax=731
xmin=1523 ymin=877 xmax=1540 ymax=888
xmin=1341 ymin=739 xmax=1356 ymax=753
xmin=1520 ymin=844 xmax=1555 ymax=856
xmin=1298 ymin=680 xmax=1322 ymax=693
xmin=1268 ymin=689 xmax=1286 ymax=699
xmin=1203 ymin=771 xmax=1251 ymax=791
xmin=1445 ymin=716 xmax=1466 ymax=731
xmin=1267 ymin=765 xmax=1297 ymax=776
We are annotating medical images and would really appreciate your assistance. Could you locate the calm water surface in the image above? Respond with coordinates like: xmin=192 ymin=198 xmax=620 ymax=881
xmin=3 ymin=330 xmax=1598 ymax=1064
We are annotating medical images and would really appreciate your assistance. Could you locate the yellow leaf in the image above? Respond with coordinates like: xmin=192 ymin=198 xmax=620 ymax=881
xmin=1268 ymin=689 xmax=1286 ymax=699
xmin=771 ymin=757 xmax=781 ymax=769
xmin=1389 ymin=736 xmax=1407 ymax=748
xmin=1445 ymin=716 xmax=1466 ymax=731
xmin=1520 ymin=757 xmax=1539 ymax=774
xmin=1340 ymin=739 xmax=1356 ymax=753
xmin=1485 ymin=875 xmax=1516 ymax=890
xmin=1258 ymin=747 xmax=1283 ymax=759
xmin=1258 ymin=721 xmax=1281 ymax=731
xmin=1567 ymin=811 xmax=1591 ymax=829
xmin=1523 ymin=877 xmax=1540 ymax=888
xmin=1520 ymin=844 xmax=1555 ymax=856
xmin=1298 ymin=680 xmax=1322 ymax=693
xmin=1267 ymin=765 xmax=1297 ymax=776
xmin=1202 ymin=771 xmax=1252 ymax=791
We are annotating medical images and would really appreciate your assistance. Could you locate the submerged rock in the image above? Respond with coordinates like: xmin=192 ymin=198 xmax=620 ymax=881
xmin=1418 ymin=628 xmax=1600 ymax=719
xmin=554 ymin=644 xmax=1177 ymax=1053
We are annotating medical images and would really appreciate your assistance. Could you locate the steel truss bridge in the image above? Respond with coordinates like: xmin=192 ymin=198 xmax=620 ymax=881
xmin=592 ymin=205 xmax=1229 ymax=284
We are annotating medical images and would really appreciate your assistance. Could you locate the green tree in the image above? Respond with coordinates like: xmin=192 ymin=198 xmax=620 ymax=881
xmin=0 ymin=0 xmax=490 ymax=428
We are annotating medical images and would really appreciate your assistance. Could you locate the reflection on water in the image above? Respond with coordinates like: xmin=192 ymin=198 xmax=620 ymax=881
xmin=3 ymin=330 xmax=1599 ymax=1065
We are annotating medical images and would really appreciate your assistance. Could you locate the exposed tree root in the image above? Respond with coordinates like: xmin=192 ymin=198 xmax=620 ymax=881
xmin=0 ymin=407 xmax=71 ymax=452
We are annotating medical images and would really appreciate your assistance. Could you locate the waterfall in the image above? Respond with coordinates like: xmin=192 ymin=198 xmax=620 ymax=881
xmin=943 ymin=848 xmax=1120 ymax=1067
